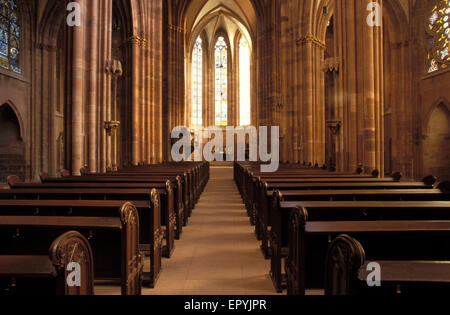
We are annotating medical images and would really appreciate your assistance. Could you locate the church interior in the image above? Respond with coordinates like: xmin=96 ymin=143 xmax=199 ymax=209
xmin=0 ymin=0 xmax=449 ymax=296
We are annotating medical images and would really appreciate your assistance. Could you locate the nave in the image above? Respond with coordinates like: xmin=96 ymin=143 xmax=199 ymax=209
xmin=98 ymin=166 xmax=279 ymax=295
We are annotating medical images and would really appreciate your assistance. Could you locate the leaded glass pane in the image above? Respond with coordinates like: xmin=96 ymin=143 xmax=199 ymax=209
xmin=215 ymin=36 xmax=228 ymax=126
xmin=427 ymin=0 xmax=450 ymax=73
xmin=0 ymin=0 xmax=20 ymax=74
xmin=192 ymin=37 xmax=203 ymax=127
xmin=239 ymin=37 xmax=251 ymax=126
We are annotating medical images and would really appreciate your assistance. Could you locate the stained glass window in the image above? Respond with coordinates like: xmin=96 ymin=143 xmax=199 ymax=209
xmin=192 ymin=37 xmax=203 ymax=127
xmin=0 ymin=0 xmax=20 ymax=74
xmin=239 ymin=37 xmax=251 ymax=126
xmin=215 ymin=36 xmax=228 ymax=126
xmin=426 ymin=0 xmax=450 ymax=73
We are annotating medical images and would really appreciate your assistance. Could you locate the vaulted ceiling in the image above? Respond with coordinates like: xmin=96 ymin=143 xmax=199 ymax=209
xmin=183 ymin=0 xmax=256 ymax=50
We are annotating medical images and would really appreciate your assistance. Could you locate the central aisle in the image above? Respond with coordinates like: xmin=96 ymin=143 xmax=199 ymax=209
xmin=146 ymin=166 xmax=278 ymax=295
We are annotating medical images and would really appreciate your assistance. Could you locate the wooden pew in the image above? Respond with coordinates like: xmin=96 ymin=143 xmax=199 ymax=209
xmin=325 ymin=234 xmax=450 ymax=295
xmin=0 ymin=202 xmax=143 ymax=295
xmin=63 ymin=172 xmax=191 ymax=220
xmin=69 ymin=172 xmax=189 ymax=230
xmin=254 ymin=179 xmax=437 ymax=257
xmin=240 ymin=168 xmax=409 ymax=228
xmin=7 ymin=176 xmax=175 ymax=260
xmin=0 ymin=231 xmax=94 ymax=295
xmin=0 ymin=198 xmax=160 ymax=289
xmin=119 ymin=162 xmax=210 ymax=208
xmin=283 ymin=204 xmax=450 ymax=294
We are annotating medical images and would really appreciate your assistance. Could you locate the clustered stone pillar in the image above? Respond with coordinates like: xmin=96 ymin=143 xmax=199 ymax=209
xmin=149 ymin=0 xmax=164 ymax=164
xmin=70 ymin=0 xmax=114 ymax=175
xmin=106 ymin=60 xmax=123 ymax=171
xmin=126 ymin=0 xmax=164 ymax=166
xmin=296 ymin=34 xmax=327 ymax=166
xmin=71 ymin=0 xmax=86 ymax=176
xmin=254 ymin=0 xmax=280 ymax=162
xmin=278 ymin=0 xmax=327 ymax=166
xmin=129 ymin=35 xmax=144 ymax=166
xmin=99 ymin=0 xmax=113 ymax=173
xmin=334 ymin=0 xmax=384 ymax=174
xmin=87 ymin=0 xmax=99 ymax=173
xmin=166 ymin=23 xmax=186 ymax=160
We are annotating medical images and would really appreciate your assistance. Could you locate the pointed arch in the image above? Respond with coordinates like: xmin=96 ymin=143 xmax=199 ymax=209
xmin=192 ymin=35 xmax=204 ymax=127
xmin=423 ymin=97 xmax=450 ymax=136
xmin=214 ymin=33 xmax=229 ymax=126
xmin=0 ymin=100 xmax=24 ymax=140
xmin=0 ymin=0 xmax=21 ymax=73
xmin=237 ymin=33 xmax=251 ymax=126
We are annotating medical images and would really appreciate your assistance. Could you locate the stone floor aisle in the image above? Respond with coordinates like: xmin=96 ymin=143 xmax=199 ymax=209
xmin=143 ymin=166 xmax=279 ymax=295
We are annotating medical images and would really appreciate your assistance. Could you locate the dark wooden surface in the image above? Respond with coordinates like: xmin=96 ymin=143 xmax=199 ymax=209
xmin=358 ymin=261 xmax=450 ymax=283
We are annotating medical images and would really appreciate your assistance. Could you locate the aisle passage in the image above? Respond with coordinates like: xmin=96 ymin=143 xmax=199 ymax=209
xmin=145 ymin=166 xmax=278 ymax=295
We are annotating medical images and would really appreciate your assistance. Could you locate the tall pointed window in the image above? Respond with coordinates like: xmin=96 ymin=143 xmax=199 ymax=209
xmin=215 ymin=36 xmax=228 ymax=126
xmin=239 ymin=37 xmax=251 ymax=126
xmin=192 ymin=37 xmax=203 ymax=127
xmin=426 ymin=0 xmax=450 ymax=73
xmin=0 ymin=0 xmax=20 ymax=74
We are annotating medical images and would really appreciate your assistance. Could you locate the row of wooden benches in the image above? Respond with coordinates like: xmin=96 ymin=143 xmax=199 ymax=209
xmin=0 ymin=162 xmax=210 ymax=295
xmin=234 ymin=162 xmax=450 ymax=295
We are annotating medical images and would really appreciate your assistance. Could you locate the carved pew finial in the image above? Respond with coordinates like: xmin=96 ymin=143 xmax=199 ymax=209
xmin=79 ymin=167 xmax=89 ymax=176
xmin=356 ymin=165 xmax=364 ymax=175
xmin=392 ymin=172 xmax=403 ymax=182
xmin=60 ymin=169 xmax=71 ymax=177
xmin=423 ymin=175 xmax=438 ymax=187
xmin=50 ymin=231 xmax=95 ymax=295
xmin=6 ymin=175 xmax=22 ymax=188
xmin=40 ymin=172 xmax=50 ymax=182
xmin=437 ymin=181 xmax=450 ymax=194
xmin=285 ymin=207 xmax=309 ymax=295
xmin=324 ymin=234 xmax=366 ymax=296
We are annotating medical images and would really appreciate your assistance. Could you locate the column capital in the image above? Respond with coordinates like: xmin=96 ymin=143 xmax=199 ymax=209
xmin=168 ymin=24 xmax=185 ymax=33
xmin=105 ymin=59 xmax=123 ymax=77
xmin=296 ymin=34 xmax=325 ymax=49
xmin=126 ymin=36 xmax=148 ymax=47
xmin=323 ymin=57 xmax=340 ymax=73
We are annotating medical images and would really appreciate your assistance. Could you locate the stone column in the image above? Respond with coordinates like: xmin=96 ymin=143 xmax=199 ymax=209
xmin=130 ymin=36 xmax=142 ymax=165
xmin=110 ymin=60 xmax=123 ymax=170
xmin=99 ymin=0 xmax=112 ymax=172
xmin=334 ymin=0 xmax=384 ymax=174
xmin=87 ymin=0 xmax=99 ymax=173
xmin=71 ymin=0 xmax=86 ymax=175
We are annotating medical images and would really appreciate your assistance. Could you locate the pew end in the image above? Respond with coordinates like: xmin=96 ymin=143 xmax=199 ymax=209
xmin=0 ymin=231 xmax=95 ymax=295
xmin=49 ymin=231 xmax=95 ymax=295
xmin=437 ymin=181 xmax=450 ymax=194
xmin=60 ymin=169 xmax=71 ymax=177
xmin=371 ymin=169 xmax=380 ymax=177
xmin=6 ymin=175 xmax=22 ymax=188
xmin=356 ymin=166 xmax=364 ymax=175
xmin=40 ymin=172 xmax=50 ymax=182
xmin=285 ymin=206 xmax=309 ymax=295
xmin=423 ymin=175 xmax=438 ymax=186
xmin=392 ymin=172 xmax=403 ymax=182
xmin=118 ymin=202 xmax=144 ymax=295
xmin=324 ymin=234 xmax=366 ymax=296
